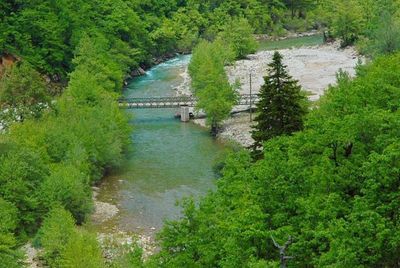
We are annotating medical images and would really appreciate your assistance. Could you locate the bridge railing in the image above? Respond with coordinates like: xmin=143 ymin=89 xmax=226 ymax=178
xmin=118 ymin=96 xmax=196 ymax=103
xmin=118 ymin=94 xmax=260 ymax=109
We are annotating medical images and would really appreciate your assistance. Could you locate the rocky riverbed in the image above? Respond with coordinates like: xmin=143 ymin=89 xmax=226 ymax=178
xmin=91 ymin=187 xmax=157 ymax=261
xmin=226 ymin=42 xmax=361 ymax=101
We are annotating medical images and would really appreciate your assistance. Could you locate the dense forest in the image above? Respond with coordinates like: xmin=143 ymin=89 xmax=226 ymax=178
xmin=2 ymin=0 xmax=398 ymax=80
xmin=0 ymin=0 xmax=399 ymax=267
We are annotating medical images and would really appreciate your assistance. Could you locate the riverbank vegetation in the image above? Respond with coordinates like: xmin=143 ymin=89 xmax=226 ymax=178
xmin=189 ymin=40 xmax=237 ymax=134
xmin=0 ymin=2 xmax=135 ymax=266
xmin=0 ymin=32 xmax=131 ymax=266
xmin=0 ymin=62 xmax=52 ymax=128
xmin=188 ymin=17 xmax=258 ymax=133
xmin=316 ymin=0 xmax=400 ymax=55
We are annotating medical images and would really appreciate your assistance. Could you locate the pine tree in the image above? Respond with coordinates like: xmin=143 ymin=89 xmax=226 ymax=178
xmin=251 ymin=51 xmax=308 ymax=158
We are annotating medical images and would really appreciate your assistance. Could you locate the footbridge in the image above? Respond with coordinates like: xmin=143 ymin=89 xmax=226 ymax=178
xmin=118 ymin=94 xmax=259 ymax=122
xmin=118 ymin=94 xmax=258 ymax=109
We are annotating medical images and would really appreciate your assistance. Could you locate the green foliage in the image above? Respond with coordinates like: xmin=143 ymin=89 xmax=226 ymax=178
xmin=0 ymin=0 xmax=151 ymax=78
xmin=0 ymin=198 xmax=18 ymax=234
xmin=0 ymin=62 xmax=51 ymax=128
xmin=0 ymin=22 xmax=131 ymax=240
xmin=0 ymin=247 xmax=22 ymax=268
xmin=110 ymin=243 xmax=144 ymax=268
xmin=367 ymin=11 xmax=400 ymax=56
xmin=0 ymin=198 xmax=21 ymax=268
xmin=71 ymin=34 xmax=123 ymax=93
xmin=1 ymin=88 xmax=130 ymax=229
xmin=58 ymin=230 xmax=105 ymax=268
xmin=217 ymin=17 xmax=257 ymax=59
xmin=35 ymin=207 xmax=105 ymax=268
xmin=283 ymin=16 xmax=313 ymax=32
xmin=40 ymin=165 xmax=92 ymax=224
xmin=285 ymin=0 xmax=318 ymax=19
xmin=154 ymin=150 xmax=267 ymax=267
xmin=54 ymin=100 xmax=131 ymax=180
xmin=152 ymin=52 xmax=400 ymax=267
xmin=35 ymin=207 xmax=76 ymax=267
xmin=317 ymin=0 xmax=400 ymax=54
xmin=0 ymin=2 xmax=131 ymax=260
xmin=189 ymin=40 xmax=237 ymax=132
xmin=243 ymin=1 xmax=273 ymax=34
xmin=252 ymin=51 xmax=308 ymax=157
xmin=1 ymin=2 xmax=70 ymax=76
xmin=0 ymin=0 xmax=322 ymax=78
xmin=1 ymin=0 xmax=388 ymax=266
xmin=0 ymin=147 xmax=49 ymax=235
xmin=151 ymin=7 xmax=206 ymax=54
xmin=331 ymin=1 xmax=365 ymax=47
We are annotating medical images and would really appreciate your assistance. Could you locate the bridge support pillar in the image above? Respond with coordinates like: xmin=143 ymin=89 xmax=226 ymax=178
xmin=180 ymin=106 xmax=190 ymax=122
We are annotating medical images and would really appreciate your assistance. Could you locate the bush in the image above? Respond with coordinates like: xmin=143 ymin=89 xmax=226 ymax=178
xmin=217 ymin=17 xmax=257 ymax=59
xmin=0 ymin=62 xmax=51 ymax=128
xmin=331 ymin=1 xmax=364 ymax=47
xmin=0 ymin=250 xmax=22 ymax=268
xmin=0 ymin=147 xmax=49 ymax=235
xmin=368 ymin=12 xmax=400 ymax=56
xmin=58 ymin=230 xmax=105 ymax=268
xmin=283 ymin=17 xmax=311 ymax=32
xmin=40 ymin=165 xmax=92 ymax=224
xmin=109 ymin=243 xmax=144 ymax=268
xmin=0 ymin=19 xmax=130 ymax=248
xmin=0 ymin=199 xmax=21 ymax=268
xmin=35 ymin=207 xmax=76 ymax=267
xmin=0 ymin=198 xmax=18 ymax=233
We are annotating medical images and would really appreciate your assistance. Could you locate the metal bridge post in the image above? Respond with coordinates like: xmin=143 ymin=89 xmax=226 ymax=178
xmin=250 ymin=73 xmax=253 ymax=122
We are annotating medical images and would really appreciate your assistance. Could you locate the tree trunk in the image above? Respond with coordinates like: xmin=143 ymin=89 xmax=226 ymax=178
xmin=211 ymin=122 xmax=218 ymax=137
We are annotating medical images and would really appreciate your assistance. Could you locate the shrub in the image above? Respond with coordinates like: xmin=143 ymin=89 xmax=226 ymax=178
xmin=35 ymin=207 xmax=75 ymax=267
xmin=40 ymin=165 xmax=92 ymax=224
xmin=0 ymin=147 xmax=49 ymax=235
xmin=58 ymin=230 xmax=105 ymax=268
xmin=0 ymin=198 xmax=21 ymax=268
xmin=0 ymin=198 xmax=18 ymax=233
xmin=217 ymin=17 xmax=257 ymax=59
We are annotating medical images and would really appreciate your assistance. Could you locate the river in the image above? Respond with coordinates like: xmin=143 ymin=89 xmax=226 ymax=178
xmin=94 ymin=55 xmax=226 ymax=236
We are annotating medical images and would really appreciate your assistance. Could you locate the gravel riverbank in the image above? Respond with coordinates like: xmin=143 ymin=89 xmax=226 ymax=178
xmin=178 ymin=42 xmax=364 ymax=146
xmin=91 ymin=187 xmax=156 ymax=260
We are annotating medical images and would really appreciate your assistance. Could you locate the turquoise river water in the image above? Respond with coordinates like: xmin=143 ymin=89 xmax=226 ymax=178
xmin=95 ymin=55 xmax=226 ymax=236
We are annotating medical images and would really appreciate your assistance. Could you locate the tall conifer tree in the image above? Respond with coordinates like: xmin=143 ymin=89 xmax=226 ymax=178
xmin=252 ymin=51 xmax=307 ymax=157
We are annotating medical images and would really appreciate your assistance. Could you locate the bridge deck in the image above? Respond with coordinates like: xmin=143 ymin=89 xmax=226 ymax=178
xmin=118 ymin=94 xmax=259 ymax=109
